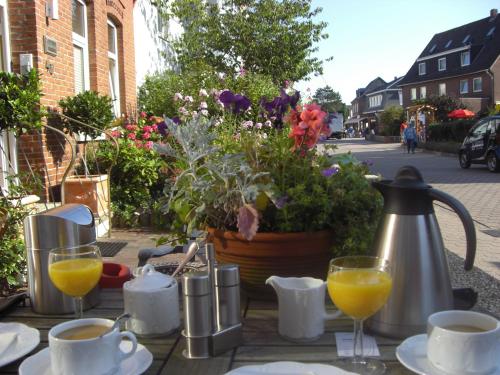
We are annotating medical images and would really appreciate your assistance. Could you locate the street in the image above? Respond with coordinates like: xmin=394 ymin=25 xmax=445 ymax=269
xmin=323 ymin=138 xmax=500 ymax=315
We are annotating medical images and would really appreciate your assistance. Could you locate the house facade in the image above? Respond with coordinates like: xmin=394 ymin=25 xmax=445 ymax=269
xmin=399 ymin=9 xmax=500 ymax=113
xmin=0 ymin=0 xmax=137 ymax=199
xmin=346 ymin=76 xmax=403 ymax=132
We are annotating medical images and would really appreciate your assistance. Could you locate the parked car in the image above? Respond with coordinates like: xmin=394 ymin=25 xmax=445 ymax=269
xmin=458 ymin=115 xmax=500 ymax=172
xmin=327 ymin=112 xmax=345 ymax=139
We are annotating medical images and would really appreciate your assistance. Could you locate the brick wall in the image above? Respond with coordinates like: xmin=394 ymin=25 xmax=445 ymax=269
xmin=7 ymin=0 xmax=136 ymax=200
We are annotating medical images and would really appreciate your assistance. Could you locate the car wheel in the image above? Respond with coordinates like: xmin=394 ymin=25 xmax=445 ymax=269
xmin=459 ymin=152 xmax=471 ymax=169
xmin=486 ymin=152 xmax=500 ymax=172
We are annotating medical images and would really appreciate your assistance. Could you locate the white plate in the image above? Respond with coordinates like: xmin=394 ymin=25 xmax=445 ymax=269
xmin=19 ymin=341 xmax=153 ymax=375
xmin=0 ymin=322 xmax=40 ymax=368
xmin=225 ymin=361 xmax=357 ymax=375
xmin=396 ymin=334 xmax=500 ymax=375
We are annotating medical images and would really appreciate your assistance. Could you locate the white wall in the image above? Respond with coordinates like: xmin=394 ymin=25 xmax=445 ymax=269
xmin=133 ymin=0 xmax=182 ymax=87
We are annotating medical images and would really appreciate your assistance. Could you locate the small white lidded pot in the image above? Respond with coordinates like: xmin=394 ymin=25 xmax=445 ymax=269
xmin=427 ymin=310 xmax=500 ymax=375
xmin=123 ymin=264 xmax=180 ymax=336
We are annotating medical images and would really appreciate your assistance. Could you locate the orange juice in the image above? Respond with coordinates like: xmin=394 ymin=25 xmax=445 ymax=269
xmin=49 ymin=258 xmax=103 ymax=297
xmin=327 ymin=269 xmax=392 ymax=319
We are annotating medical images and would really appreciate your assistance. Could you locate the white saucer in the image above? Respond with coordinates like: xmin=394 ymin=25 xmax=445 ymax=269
xmin=0 ymin=322 xmax=40 ymax=368
xmin=225 ymin=361 xmax=357 ymax=375
xmin=396 ymin=334 xmax=500 ymax=375
xmin=19 ymin=341 xmax=153 ymax=375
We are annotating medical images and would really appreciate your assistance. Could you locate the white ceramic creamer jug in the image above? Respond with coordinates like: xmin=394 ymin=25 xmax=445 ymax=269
xmin=123 ymin=264 xmax=180 ymax=336
xmin=266 ymin=276 xmax=341 ymax=342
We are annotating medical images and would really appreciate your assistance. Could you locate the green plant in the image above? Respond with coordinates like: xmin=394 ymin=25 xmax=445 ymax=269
xmin=58 ymin=91 xmax=114 ymax=139
xmin=160 ymin=0 xmax=329 ymax=84
xmin=156 ymin=93 xmax=382 ymax=256
xmin=379 ymin=106 xmax=404 ymax=136
xmin=0 ymin=69 xmax=44 ymax=135
xmin=427 ymin=119 xmax=476 ymax=142
xmin=415 ymin=95 xmax=463 ymax=122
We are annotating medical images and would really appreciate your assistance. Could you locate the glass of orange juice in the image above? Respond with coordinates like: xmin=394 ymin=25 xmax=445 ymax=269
xmin=48 ymin=245 xmax=103 ymax=318
xmin=327 ymin=256 xmax=392 ymax=374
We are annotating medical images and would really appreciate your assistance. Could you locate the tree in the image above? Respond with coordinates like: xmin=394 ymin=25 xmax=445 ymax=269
xmin=379 ymin=106 xmax=404 ymax=136
xmin=163 ymin=0 xmax=329 ymax=85
xmin=415 ymin=95 xmax=462 ymax=122
xmin=312 ymin=86 xmax=348 ymax=118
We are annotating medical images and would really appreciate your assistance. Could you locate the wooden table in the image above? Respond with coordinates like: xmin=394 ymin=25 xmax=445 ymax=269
xmin=0 ymin=289 xmax=414 ymax=374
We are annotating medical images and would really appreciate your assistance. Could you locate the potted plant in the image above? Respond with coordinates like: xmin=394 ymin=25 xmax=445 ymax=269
xmin=155 ymin=88 xmax=382 ymax=298
xmin=57 ymin=91 xmax=114 ymax=223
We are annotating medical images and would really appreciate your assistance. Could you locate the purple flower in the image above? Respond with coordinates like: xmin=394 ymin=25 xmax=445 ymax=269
xmin=219 ymin=90 xmax=251 ymax=114
xmin=275 ymin=195 xmax=288 ymax=209
xmin=321 ymin=167 xmax=339 ymax=177
xmin=158 ymin=120 xmax=169 ymax=135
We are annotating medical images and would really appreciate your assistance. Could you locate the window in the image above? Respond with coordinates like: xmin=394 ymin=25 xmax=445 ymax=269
xmin=438 ymin=58 xmax=446 ymax=71
xmin=462 ymin=34 xmax=470 ymax=44
xmin=486 ymin=26 xmax=495 ymax=38
xmin=473 ymin=77 xmax=482 ymax=92
xmin=411 ymin=88 xmax=417 ymax=100
xmin=108 ymin=20 xmax=120 ymax=117
xmin=459 ymin=80 xmax=468 ymax=94
xmin=418 ymin=62 xmax=426 ymax=75
xmin=461 ymin=51 xmax=470 ymax=66
xmin=368 ymin=95 xmax=382 ymax=108
xmin=72 ymin=0 xmax=89 ymax=93
xmin=445 ymin=40 xmax=452 ymax=48
xmin=420 ymin=86 xmax=426 ymax=99
xmin=439 ymin=83 xmax=446 ymax=96
xmin=429 ymin=44 xmax=436 ymax=54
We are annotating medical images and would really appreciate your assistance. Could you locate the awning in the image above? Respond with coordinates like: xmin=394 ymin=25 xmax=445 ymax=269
xmin=344 ymin=117 xmax=366 ymax=125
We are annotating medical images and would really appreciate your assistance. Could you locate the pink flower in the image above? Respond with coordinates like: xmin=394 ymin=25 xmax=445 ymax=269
xmin=174 ymin=92 xmax=183 ymax=101
xmin=264 ymin=120 xmax=272 ymax=127
xmin=151 ymin=124 xmax=158 ymax=132
xmin=185 ymin=96 xmax=194 ymax=103
xmin=199 ymin=89 xmax=208 ymax=97
xmin=145 ymin=141 xmax=154 ymax=150
xmin=242 ymin=120 xmax=253 ymax=129
xmin=201 ymin=109 xmax=209 ymax=116
xmin=140 ymin=111 xmax=147 ymax=118
xmin=142 ymin=132 xmax=151 ymax=139
xmin=200 ymin=101 xmax=208 ymax=109
xmin=143 ymin=125 xmax=152 ymax=133
xmin=134 ymin=140 xmax=143 ymax=148
xmin=179 ymin=107 xmax=189 ymax=115
xmin=256 ymin=122 xmax=263 ymax=129
xmin=126 ymin=124 xmax=138 ymax=131
xmin=111 ymin=130 xmax=121 ymax=138
xmin=127 ymin=133 xmax=136 ymax=140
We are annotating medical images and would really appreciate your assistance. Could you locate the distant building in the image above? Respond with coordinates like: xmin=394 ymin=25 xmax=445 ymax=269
xmin=345 ymin=76 xmax=403 ymax=132
xmin=398 ymin=8 xmax=500 ymax=113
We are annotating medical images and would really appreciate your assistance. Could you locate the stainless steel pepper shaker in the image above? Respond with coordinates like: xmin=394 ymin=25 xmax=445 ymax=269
xmin=214 ymin=264 xmax=241 ymax=330
xmin=181 ymin=271 xmax=211 ymax=359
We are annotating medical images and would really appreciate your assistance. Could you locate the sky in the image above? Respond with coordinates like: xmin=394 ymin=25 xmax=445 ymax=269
xmin=295 ymin=0 xmax=500 ymax=104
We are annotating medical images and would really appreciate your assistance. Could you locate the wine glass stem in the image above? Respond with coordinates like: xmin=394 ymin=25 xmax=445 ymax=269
xmin=75 ymin=297 xmax=83 ymax=318
xmin=352 ymin=319 xmax=364 ymax=364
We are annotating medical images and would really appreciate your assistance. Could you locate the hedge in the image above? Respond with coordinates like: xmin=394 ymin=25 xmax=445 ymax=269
xmin=427 ymin=119 xmax=475 ymax=143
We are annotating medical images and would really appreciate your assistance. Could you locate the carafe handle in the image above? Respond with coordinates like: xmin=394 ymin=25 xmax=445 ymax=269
xmin=429 ymin=189 xmax=476 ymax=270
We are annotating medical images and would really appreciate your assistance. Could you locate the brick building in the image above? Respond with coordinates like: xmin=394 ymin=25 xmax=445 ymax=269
xmin=0 ymin=0 xmax=137 ymax=199
xmin=399 ymin=9 xmax=500 ymax=113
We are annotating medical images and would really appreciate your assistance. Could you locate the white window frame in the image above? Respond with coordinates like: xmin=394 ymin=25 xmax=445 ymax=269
xmin=439 ymin=83 xmax=446 ymax=96
xmin=459 ymin=79 xmax=468 ymax=94
xmin=438 ymin=57 xmax=446 ymax=71
xmin=0 ymin=0 xmax=19 ymax=192
xmin=107 ymin=19 xmax=120 ymax=117
xmin=72 ymin=0 xmax=90 ymax=93
xmin=473 ymin=77 xmax=482 ymax=92
xmin=411 ymin=88 xmax=417 ymax=100
xmin=420 ymin=86 xmax=426 ymax=99
xmin=418 ymin=62 xmax=426 ymax=75
xmin=461 ymin=51 xmax=470 ymax=67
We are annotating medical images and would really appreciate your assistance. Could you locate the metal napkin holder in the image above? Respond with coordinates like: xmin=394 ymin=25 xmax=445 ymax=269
xmin=181 ymin=244 xmax=242 ymax=359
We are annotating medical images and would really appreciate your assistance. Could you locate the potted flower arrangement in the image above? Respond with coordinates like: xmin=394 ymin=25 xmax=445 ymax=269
xmin=156 ymin=88 xmax=382 ymax=298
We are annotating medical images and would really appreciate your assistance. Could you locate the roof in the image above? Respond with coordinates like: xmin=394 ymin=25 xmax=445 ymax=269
xmin=366 ymin=76 xmax=404 ymax=95
xmin=399 ymin=12 xmax=500 ymax=86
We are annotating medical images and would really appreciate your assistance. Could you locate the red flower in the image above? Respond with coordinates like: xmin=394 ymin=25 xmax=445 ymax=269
xmin=287 ymin=103 xmax=327 ymax=151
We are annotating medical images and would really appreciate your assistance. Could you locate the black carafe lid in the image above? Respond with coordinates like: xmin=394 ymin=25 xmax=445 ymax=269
xmin=372 ymin=166 xmax=434 ymax=215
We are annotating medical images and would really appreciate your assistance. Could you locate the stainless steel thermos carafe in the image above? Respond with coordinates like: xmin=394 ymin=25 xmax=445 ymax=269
xmin=366 ymin=166 xmax=476 ymax=338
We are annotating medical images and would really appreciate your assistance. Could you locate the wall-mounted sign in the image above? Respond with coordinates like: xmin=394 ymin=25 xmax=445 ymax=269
xmin=43 ymin=36 xmax=57 ymax=56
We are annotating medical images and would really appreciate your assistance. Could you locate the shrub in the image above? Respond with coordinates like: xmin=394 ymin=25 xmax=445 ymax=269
xmin=427 ymin=119 xmax=475 ymax=142
xmin=379 ymin=106 xmax=404 ymax=136
xmin=58 ymin=91 xmax=114 ymax=139
xmin=0 ymin=69 xmax=44 ymax=135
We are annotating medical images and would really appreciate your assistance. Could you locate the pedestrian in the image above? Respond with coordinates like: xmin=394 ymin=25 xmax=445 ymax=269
xmin=403 ymin=123 xmax=417 ymax=154
xmin=400 ymin=121 xmax=408 ymax=144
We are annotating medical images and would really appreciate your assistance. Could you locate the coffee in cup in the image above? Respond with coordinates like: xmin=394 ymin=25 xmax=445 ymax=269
xmin=49 ymin=318 xmax=137 ymax=375
xmin=427 ymin=310 xmax=500 ymax=374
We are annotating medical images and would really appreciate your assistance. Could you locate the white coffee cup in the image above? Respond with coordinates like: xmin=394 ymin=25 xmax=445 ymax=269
xmin=48 ymin=318 xmax=138 ymax=375
xmin=427 ymin=310 xmax=500 ymax=374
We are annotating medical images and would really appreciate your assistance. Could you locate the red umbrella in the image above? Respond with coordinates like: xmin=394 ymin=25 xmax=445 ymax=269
xmin=447 ymin=109 xmax=475 ymax=118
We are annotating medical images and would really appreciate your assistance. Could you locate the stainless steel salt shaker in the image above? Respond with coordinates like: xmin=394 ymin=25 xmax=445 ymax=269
xmin=214 ymin=264 xmax=241 ymax=330
xmin=181 ymin=271 xmax=211 ymax=359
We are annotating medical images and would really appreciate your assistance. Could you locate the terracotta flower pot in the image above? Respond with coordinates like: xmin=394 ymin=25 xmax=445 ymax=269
xmin=208 ymin=228 xmax=334 ymax=300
